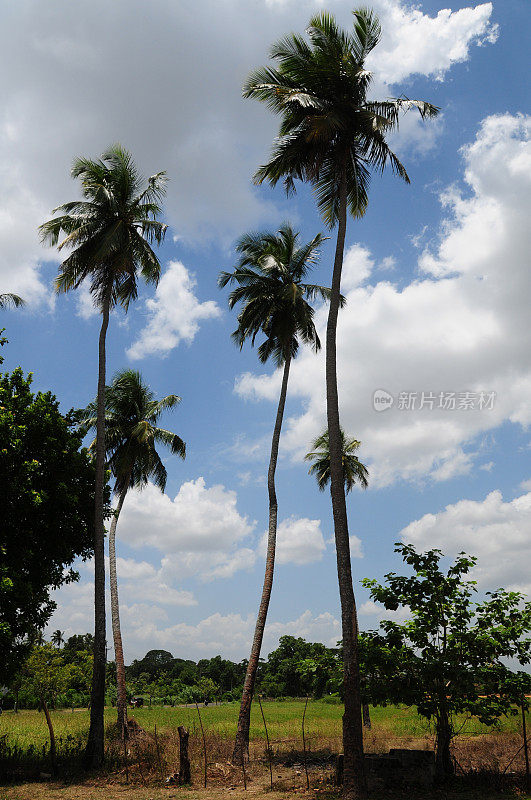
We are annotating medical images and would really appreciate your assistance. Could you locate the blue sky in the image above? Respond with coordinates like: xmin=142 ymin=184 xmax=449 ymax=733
xmin=1 ymin=0 xmax=529 ymax=662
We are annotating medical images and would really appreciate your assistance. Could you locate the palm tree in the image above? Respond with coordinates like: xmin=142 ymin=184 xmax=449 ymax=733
xmin=39 ymin=145 xmax=167 ymax=767
xmin=82 ymin=368 xmax=185 ymax=737
xmin=244 ymin=10 xmax=438 ymax=795
xmin=51 ymin=630 xmax=65 ymax=649
xmin=306 ymin=430 xmax=372 ymax=729
xmin=219 ymin=223 xmax=335 ymax=760
xmin=0 ymin=293 xmax=25 ymax=309
xmin=305 ymin=428 xmax=369 ymax=493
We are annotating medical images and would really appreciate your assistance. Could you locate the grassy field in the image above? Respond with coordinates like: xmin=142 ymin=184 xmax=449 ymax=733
xmin=1 ymin=702 xmax=529 ymax=800
xmin=0 ymin=700 xmax=526 ymax=751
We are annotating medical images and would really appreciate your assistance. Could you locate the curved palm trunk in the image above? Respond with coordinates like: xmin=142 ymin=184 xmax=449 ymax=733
xmin=326 ymin=169 xmax=367 ymax=798
xmin=108 ymin=485 xmax=129 ymax=736
xmin=84 ymin=290 xmax=111 ymax=769
xmin=232 ymin=355 xmax=291 ymax=763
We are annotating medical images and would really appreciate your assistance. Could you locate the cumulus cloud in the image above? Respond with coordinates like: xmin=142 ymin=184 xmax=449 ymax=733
xmin=368 ymin=2 xmax=498 ymax=84
xmin=400 ymin=489 xmax=531 ymax=594
xmin=120 ymin=608 xmax=341 ymax=661
xmin=0 ymin=0 xmax=496 ymax=302
xmin=127 ymin=261 xmax=220 ymax=359
xmin=259 ymin=516 xmax=326 ymax=565
xmin=119 ymin=478 xmax=256 ymax=581
xmin=236 ymin=114 xmax=531 ymax=486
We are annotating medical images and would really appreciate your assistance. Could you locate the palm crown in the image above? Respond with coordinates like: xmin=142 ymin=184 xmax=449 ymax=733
xmin=0 ymin=293 xmax=25 ymax=309
xmin=244 ymin=9 xmax=439 ymax=226
xmin=83 ymin=369 xmax=186 ymax=495
xmin=39 ymin=145 xmax=167 ymax=310
xmin=305 ymin=428 xmax=369 ymax=492
xmin=219 ymin=224 xmax=339 ymax=366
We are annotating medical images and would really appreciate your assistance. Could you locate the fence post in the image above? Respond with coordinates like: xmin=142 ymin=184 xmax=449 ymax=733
xmin=522 ymin=699 xmax=530 ymax=791
xmin=195 ymin=702 xmax=208 ymax=788
xmin=258 ymin=695 xmax=273 ymax=789
xmin=302 ymin=696 xmax=310 ymax=790
xmin=177 ymin=726 xmax=191 ymax=785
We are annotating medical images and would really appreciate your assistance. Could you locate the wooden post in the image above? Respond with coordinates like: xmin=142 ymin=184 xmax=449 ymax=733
xmin=522 ymin=699 xmax=530 ymax=791
xmin=195 ymin=702 xmax=208 ymax=787
xmin=154 ymin=723 xmax=164 ymax=781
xmin=258 ymin=696 xmax=273 ymax=789
xmin=178 ymin=726 xmax=191 ymax=785
xmin=302 ymin=696 xmax=310 ymax=790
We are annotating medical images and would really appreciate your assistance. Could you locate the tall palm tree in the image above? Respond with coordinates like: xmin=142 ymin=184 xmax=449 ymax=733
xmin=82 ymin=368 xmax=185 ymax=736
xmin=219 ymin=223 xmax=335 ymax=760
xmin=244 ymin=10 xmax=438 ymax=795
xmin=0 ymin=293 xmax=25 ymax=309
xmin=51 ymin=630 xmax=65 ymax=649
xmin=39 ymin=145 xmax=167 ymax=767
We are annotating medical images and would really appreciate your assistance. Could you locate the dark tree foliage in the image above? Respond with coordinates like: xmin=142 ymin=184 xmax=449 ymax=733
xmin=259 ymin=635 xmax=338 ymax=698
xmin=0 ymin=368 xmax=98 ymax=684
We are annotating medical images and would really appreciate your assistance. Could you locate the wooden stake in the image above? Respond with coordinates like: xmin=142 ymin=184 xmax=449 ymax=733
xmin=195 ymin=702 xmax=208 ymax=787
xmin=154 ymin=723 xmax=164 ymax=781
xmin=522 ymin=699 xmax=530 ymax=791
xmin=258 ymin=696 xmax=273 ymax=789
xmin=302 ymin=696 xmax=310 ymax=790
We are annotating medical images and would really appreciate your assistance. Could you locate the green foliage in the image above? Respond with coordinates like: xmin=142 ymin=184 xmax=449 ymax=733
xmin=361 ymin=544 xmax=531 ymax=769
xmin=39 ymin=144 xmax=168 ymax=311
xmin=82 ymin=368 xmax=185 ymax=494
xmin=21 ymin=644 xmax=72 ymax=705
xmin=244 ymin=9 xmax=438 ymax=227
xmin=219 ymin=224 xmax=331 ymax=367
xmin=259 ymin=635 xmax=339 ymax=698
xmin=305 ymin=427 xmax=369 ymax=492
xmin=0 ymin=369 xmax=101 ymax=684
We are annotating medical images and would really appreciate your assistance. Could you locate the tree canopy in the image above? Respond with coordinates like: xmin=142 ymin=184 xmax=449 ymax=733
xmin=0 ymin=368 xmax=101 ymax=684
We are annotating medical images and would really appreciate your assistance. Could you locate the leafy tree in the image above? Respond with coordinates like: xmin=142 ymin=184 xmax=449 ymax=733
xmin=245 ymin=10 xmax=438 ymax=796
xmin=362 ymin=544 xmax=531 ymax=777
xmin=21 ymin=644 xmax=72 ymax=772
xmin=219 ymin=223 xmax=333 ymax=760
xmin=0 ymin=368 xmax=97 ymax=685
xmin=128 ymin=650 xmax=177 ymax=680
xmin=261 ymin=635 xmax=337 ymax=698
xmin=40 ymin=145 xmax=167 ymax=767
xmin=82 ymin=368 xmax=185 ymax=735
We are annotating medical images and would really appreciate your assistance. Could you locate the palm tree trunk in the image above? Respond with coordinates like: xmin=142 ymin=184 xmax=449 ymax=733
xmin=232 ymin=355 xmax=291 ymax=763
xmin=84 ymin=288 xmax=111 ymax=769
xmin=326 ymin=167 xmax=367 ymax=798
xmin=108 ymin=484 xmax=129 ymax=737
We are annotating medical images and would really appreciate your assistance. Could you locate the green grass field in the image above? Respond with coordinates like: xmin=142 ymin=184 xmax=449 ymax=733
xmin=0 ymin=700 xmax=525 ymax=753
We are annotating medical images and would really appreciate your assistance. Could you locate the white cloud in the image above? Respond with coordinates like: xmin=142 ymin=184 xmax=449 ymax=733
xmin=237 ymin=114 xmax=531 ymax=486
xmin=369 ymin=2 xmax=498 ymax=84
xmin=118 ymin=478 xmax=256 ymax=581
xmin=400 ymin=489 xmax=531 ymax=594
xmin=0 ymin=0 xmax=496 ymax=302
xmin=121 ymin=608 xmax=341 ymax=661
xmin=127 ymin=261 xmax=220 ymax=359
xmin=259 ymin=516 xmax=326 ymax=565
